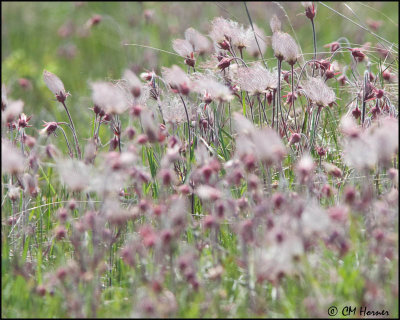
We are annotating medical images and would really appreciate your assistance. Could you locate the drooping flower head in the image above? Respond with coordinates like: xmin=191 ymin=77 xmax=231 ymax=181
xmin=43 ymin=70 xmax=69 ymax=102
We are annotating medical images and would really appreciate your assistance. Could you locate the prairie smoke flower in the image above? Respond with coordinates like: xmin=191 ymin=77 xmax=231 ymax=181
xmin=192 ymin=74 xmax=233 ymax=102
xmin=122 ymin=69 xmax=142 ymax=98
xmin=369 ymin=117 xmax=398 ymax=167
xmin=57 ymin=159 xmax=90 ymax=192
xmin=209 ymin=17 xmax=236 ymax=48
xmin=2 ymin=99 xmax=24 ymax=123
xmin=91 ymin=81 xmax=129 ymax=114
xmin=271 ymin=31 xmax=299 ymax=65
xmin=172 ymin=38 xmax=193 ymax=57
xmin=184 ymin=27 xmax=210 ymax=55
xmin=296 ymin=153 xmax=315 ymax=183
xmin=22 ymin=173 xmax=39 ymax=197
xmin=162 ymin=65 xmax=191 ymax=95
xmin=301 ymin=77 xmax=335 ymax=107
xmin=18 ymin=113 xmax=32 ymax=129
xmin=246 ymin=24 xmax=267 ymax=58
xmin=1 ymin=139 xmax=25 ymax=174
xmin=162 ymin=96 xmax=187 ymax=124
xmin=43 ymin=70 xmax=69 ymax=102
xmin=235 ymin=63 xmax=277 ymax=95
xmin=269 ymin=15 xmax=281 ymax=33
xmin=41 ymin=121 xmax=59 ymax=136
xmin=210 ymin=17 xmax=251 ymax=50
xmin=7 ymin=186 xmax=21 ymax=202
xmin=252 ymin=128 xmax=287 ymax=166
xmin=255 ymin=235 xmax=303 ymax=283
xmin=233 ymin=112 xmax=256 ymax=136
xmin=140 ymin=110 xmax=158 ymax=142
xmin=301 ymin=2 xmax=316 ymax=20
xmin=301 ymin=201 xmax=330 ymax=236
xmin=342 ymin=134 xmax=377 ymax=171
xmin=324 ymin=41 xmax=340 ymax=53
xmin=196 ymin=185 xmax=221 ymax=201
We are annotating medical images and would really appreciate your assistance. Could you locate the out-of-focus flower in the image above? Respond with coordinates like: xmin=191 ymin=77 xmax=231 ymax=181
xmin=57 ymin=159 xmax=90 ymax=192
xmin=91 ymin=81 xmax=129 ymax=114
xmin=1 ymin=139 xmax=25 ymax=174
xmin=2 ymin=99 xmax=24 ymax=123
xmin=162 ymin=65 xmax=191 ymax=95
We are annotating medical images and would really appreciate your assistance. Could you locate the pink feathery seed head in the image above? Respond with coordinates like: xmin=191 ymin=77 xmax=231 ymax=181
xmin=302 ymin=2 xmax=316 ymax=20
xmin=302 ymin=77 xmax=335 ymax=107
xmin=185 ymin=27 xmax=211 ymax=55
xmin=271 ymin=31 xmax=299 ymax=65
xmin=296 ymin=154 xmax=315 ymax=183
xmin=270 ymin=14 xmax=281 ymax=33
xmin=122 ymin=69 xmax=142 ymax=97
xmin=247 ymin=24 xmax=267 ymax=58
xmin=91 ymin=81 xmax=128 ymax=114
xmin=172 ymin=38 xmax=193 ymax=58
xmin=162 ymin=65 xmax=191 ymax=95
xmin=43 ymin=70 xmax=69 ymax=102
xmin=3 ymin=99 xmax=24 ymax=123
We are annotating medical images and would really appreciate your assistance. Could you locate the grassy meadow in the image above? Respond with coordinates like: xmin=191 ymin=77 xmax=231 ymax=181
xmin=1 ymin=2 xmax=399 ymax=318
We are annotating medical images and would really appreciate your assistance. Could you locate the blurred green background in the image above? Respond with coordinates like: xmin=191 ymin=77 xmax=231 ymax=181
xmin=2 ymin=1 xmax=398 ymax=135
